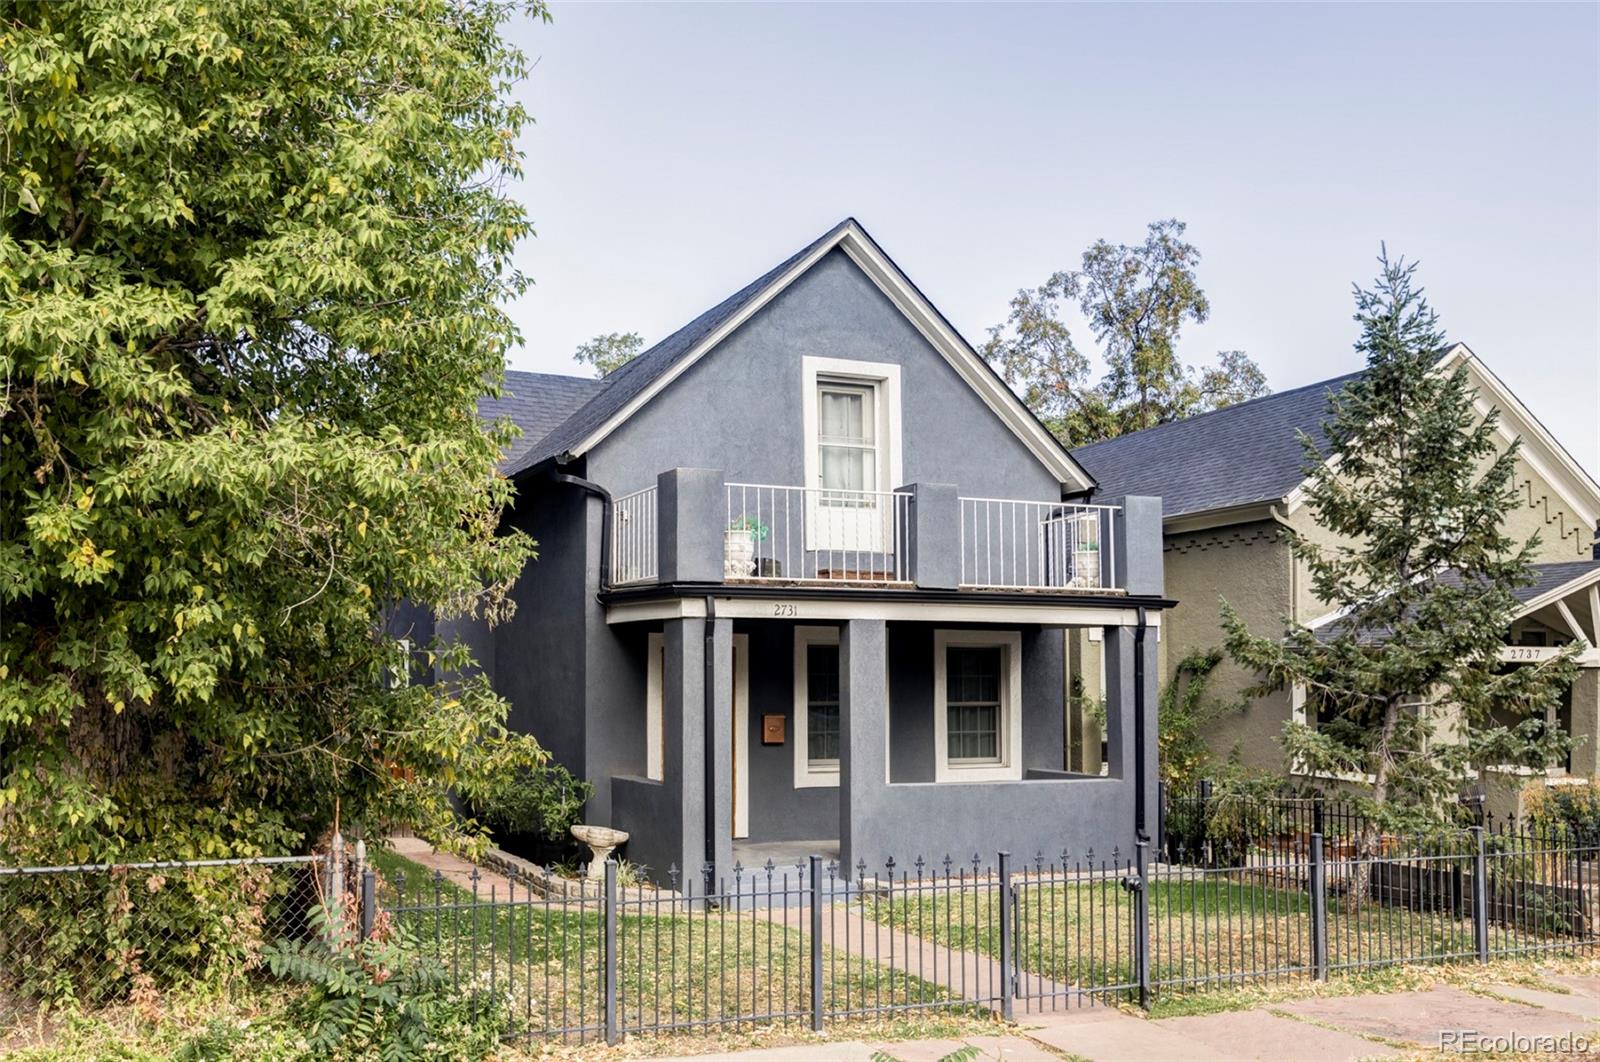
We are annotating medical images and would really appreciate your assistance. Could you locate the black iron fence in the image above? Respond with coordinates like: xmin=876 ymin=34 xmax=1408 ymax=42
xmin=1 ymin=820 xmax=1595 ymax=1046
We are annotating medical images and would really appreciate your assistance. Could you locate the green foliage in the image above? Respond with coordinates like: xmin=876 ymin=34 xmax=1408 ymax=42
xmin=262 ymin=905 xmax=508 ymax=1061
xmin=469 ymin=760 xmax=592 ymax=844
xmin=728 ymin=514 xmax=770 ymax=542
xmin=1 ymin=0 xmax=551 ymax=868
xmin=0 ymin=862 xmax=292 ymax=1007
xmin=573 ymin=330 xmax=644 ymax=376
xmin=1521 ymin=779 xmax=1600 ymax=841
xmin=982 ymin=219 xmax=1269 ymax=446
xmin=1157 ymin=648 xmax=1242 ymax=789
xmin=1221 ymin=249 xmax=1580 ymax=830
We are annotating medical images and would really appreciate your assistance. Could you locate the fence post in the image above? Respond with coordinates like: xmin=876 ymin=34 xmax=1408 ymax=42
xmin=1198 ymin=779 xmax=1215 ymax=864
xmin=326 ymin=831 xmax=346 ymax=944
xmin=1156 ymin=781 xmax=1167 ymax=857
xmin=359 ymin=870 xmax=376 ymax=943
xmin=1471 ymin=826 xmax=1489 ymax=964
xmin=604 ymin=859 xmax=619 ymax=1044
xmin=997 ymin=851 xmax=1014 ymax=1021
xmin=809 ymin=855 xmax=824 ymax=1032
xmin=1310 ymin=832 xmax=1328 ymax=980
xmin=1134 ymin=840 xmax=1151 ymax=1010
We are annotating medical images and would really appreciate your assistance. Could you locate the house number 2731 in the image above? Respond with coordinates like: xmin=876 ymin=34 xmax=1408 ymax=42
xmin=772 ymin=603 xmax=798 ymax=617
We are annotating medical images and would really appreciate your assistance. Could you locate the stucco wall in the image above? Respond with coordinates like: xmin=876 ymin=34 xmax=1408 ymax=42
xmin=585 ymin=248 xmax=1064 ymax=504
xmin=1162 ymin=520 xmax=1296 ymax=773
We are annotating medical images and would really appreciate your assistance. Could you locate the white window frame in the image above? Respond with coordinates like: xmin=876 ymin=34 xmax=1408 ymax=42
xmin=801 ymin=357 xmax=902 ymax=551
xmin=646 ymin=633 xmax=664 ymax=781
xmin=793 ymin=625 xmax=842 ymax=788
xmin=933 ymin=629 xmax=1023 ymax=783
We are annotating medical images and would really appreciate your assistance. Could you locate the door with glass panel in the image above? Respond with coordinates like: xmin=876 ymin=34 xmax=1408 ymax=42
xmin=811 ymin=381 xmax=887 ymax=557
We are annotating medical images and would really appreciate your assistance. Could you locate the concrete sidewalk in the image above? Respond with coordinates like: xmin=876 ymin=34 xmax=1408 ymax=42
xmin=640 ymin=976 xmax=1600 ymax=1061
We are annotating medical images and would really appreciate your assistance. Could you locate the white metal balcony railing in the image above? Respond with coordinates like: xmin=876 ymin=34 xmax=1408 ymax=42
xmin=725 ymin=482 xmax=912 ymax=584
xmin=612 ymin=485 xmax=658 ymax=586
xmin=958 ymin=497 xmax=1118 ymax=591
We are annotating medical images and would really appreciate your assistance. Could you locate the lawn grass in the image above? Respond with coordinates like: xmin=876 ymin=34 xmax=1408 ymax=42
xmin=372 ymin=847 xmax=978 ymax=1041
xmin=863 ymin=864 xmax=1593 ymax=1007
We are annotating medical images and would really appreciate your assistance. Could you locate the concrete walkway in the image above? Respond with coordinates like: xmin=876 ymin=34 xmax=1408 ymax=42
xmin=642 ymin=978 xmax=1600 ymax=1061
xmin=757 ymin=894 xmax=1081 ymax=1013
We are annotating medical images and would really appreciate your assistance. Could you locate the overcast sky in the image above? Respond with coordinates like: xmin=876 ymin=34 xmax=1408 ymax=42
xmin=499 ymin=3 xmax=1599 ymax=473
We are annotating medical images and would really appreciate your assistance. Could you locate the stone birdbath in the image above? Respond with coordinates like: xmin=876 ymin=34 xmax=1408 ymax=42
xmin=570 ymin=824 xmax=630 ymax=883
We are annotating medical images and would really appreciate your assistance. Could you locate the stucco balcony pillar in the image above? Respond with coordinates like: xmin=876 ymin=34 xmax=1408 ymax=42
xmin=1570 ymin=668 xmax=1600 ymax=779
xmin=657 ymin=468 xmax=725 ymax=584
xmin=838 ymin=618 xmax=889 ymax=874
xmin=1102 ymin=494 xmax=1164 ymax=597
xmin=898 ymin=482 xmax=959 ymax=590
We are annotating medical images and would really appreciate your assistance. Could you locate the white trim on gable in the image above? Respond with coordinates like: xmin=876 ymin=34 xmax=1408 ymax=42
xmin=1282 ymin=345 xmax=1600 ymax=539
xmin=565 ymin=222 xmax=1094 ymax=491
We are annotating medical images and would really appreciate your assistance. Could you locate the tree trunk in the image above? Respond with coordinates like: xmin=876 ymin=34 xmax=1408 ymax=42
xmin=1350 ymin=699 xmax=1401 ymax=910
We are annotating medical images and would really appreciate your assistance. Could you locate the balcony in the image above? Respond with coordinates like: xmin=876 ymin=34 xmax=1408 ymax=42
xmin=609 ymin=468 xmax=1128 ymax=595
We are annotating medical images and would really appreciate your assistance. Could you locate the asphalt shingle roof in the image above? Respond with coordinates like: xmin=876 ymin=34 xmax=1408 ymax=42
xmin=501 ymin=220 xmax=856 ymax=478
xmin=1312 ymin=560 xmax=1600 ymax=645
xmin=1070 ymin=372 xmax=1364 ymax=518
xmin=480 ymin=370 xmax=606 ymax=466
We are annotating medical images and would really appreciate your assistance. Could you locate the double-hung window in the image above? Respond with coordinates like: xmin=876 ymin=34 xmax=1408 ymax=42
xmin=793 ymin=626 xmax=841 ymax=787
xmin=801 ymin=358 xmax=902 ymax=555
xmin=933 ymin=630 xmax=1023 ymax=782
xmin=817 ymin=383 xmax=877 ymax=500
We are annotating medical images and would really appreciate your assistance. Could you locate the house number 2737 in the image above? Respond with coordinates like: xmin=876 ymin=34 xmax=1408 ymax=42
xmin=772 ymin=603 xmax=798 ymax=617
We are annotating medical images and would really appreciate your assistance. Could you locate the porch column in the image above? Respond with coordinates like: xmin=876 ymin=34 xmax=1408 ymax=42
xmin=662 ymin=616 xmax=734 ymax=891
xmin=1101 ymin=493 xmax=1163 ymax=847
xmin=1571 ymin=667 xmax=1600 ymax=779
xmin=839 ymin=618 xmax=889 ymax=874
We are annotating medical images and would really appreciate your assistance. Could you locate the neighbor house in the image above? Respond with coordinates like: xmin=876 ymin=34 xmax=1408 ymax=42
xmin=426 ymin=219 xmax=1171 ymax=885
xmin=1071 ymin=348 xmax=1600 ymax=808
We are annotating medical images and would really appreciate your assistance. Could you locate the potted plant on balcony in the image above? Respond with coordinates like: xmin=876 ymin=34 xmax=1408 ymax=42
xmin=724 ymin=515 xmax=768 ymax=578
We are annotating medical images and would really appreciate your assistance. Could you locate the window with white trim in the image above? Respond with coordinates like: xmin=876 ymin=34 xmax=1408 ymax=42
xmin=933 ymin=630 xmax=1023 ymax=782
xmin=818 ymin=383 xmax=877 ymax=495
xmin=793 ymin=626 xmax=841 ymax=787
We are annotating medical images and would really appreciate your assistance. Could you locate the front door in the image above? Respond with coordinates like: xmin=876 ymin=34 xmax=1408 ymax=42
xmin=731 ymin=634 xmax=750 ymax=839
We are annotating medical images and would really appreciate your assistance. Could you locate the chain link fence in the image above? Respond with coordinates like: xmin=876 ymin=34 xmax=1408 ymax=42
xmin=0 ymin=854 xmax=327 ymax=1027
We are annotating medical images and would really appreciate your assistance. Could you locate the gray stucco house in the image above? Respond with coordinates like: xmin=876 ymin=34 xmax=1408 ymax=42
xmin=1072 ymin=348 xmax=1600 ymax=812
xmin=438 ymin=219 xmax=1171 ymax=885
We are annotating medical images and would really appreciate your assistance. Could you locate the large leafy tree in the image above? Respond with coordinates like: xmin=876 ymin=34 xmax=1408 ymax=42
xmin=1222 ymin=251 xmax=1579 ymax=833
xmin=573 ymin=330 xmax=644 ymax=377
xmin=0 ymin=0 xmax=546 ymax=863
xmin=983 ymin=219 xmax=1268 ymax=446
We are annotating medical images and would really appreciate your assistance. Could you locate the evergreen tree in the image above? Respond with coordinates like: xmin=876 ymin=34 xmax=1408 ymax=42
xmin=1222 ymin=250 xmax=1579 ymax=836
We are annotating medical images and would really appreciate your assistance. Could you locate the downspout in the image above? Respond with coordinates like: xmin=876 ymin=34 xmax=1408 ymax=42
xmin=552 ymin=469 xmax=613 ymax=593
xmin=703 ymin=594 xmax=717 ymax=892
xmin=1133 ymin=605 xmax=1150 ymax=843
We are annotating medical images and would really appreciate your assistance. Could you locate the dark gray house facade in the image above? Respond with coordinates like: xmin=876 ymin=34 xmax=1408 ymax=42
xmin=451 ymin=220 xmax=1171 ymax=884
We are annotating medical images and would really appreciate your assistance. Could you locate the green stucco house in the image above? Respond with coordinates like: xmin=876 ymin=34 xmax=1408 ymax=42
xmin=1070 ymin=345 xmax=1600 ymax=809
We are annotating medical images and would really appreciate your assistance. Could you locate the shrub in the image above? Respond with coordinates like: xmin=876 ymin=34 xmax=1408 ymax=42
xmin=468 ymin=760 xmax=593 ymax=859
xmin=262 ymin=904 xmax=509 ymax=1061
xmin=0 ymin=860 xmax=301 ymax=1008
xmin=1521 ymin=779 xmax=1600 ymax=841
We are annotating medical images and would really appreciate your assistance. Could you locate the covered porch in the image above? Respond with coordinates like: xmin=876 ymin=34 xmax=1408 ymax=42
xmin=601 ymin=498 xmax=1166 ymax=887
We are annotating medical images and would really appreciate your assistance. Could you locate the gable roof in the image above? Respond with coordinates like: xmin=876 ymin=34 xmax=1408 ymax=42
xmin=1070 ymin=373 xmax=1362 ymax=519
xmin=480 ymin=370 xmax=606 ymax=465
xmin=1073 ymin=344 xmax=1600 ymax=536
xmin=502 ymin=218 xmax=1095 ymax=491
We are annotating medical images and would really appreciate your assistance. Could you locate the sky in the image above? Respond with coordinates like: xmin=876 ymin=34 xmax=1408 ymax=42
xmin=499 ymin=3 xmax=1600 ymax=473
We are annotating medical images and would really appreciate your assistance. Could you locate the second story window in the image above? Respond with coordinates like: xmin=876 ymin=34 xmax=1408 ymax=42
xmin=818 ymin=382 xmax=877 ymax=497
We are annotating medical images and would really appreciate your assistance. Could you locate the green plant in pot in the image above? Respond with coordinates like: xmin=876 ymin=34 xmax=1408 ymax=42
xmin=724 ymin=515 xmax=769 ymax=578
